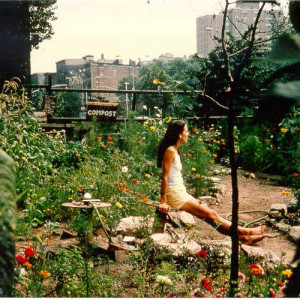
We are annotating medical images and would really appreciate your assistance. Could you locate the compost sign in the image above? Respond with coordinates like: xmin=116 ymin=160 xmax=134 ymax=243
xmin=87 ymin=102 xmax=118 ymax=121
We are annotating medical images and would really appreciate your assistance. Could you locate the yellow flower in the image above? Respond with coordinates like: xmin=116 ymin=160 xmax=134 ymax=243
xmin=166 ymin=116 xmax=172 ymax=124
xmin=282 ymin=191 xmax=290 ymax=195
xmin=282 ymin=269 xmax=292 ymax=277
xmin=281 ymin=128 xmax=288 ymax=133
xmin=40 ymin=270 xmax=51 ymax=277
xmin=195 ymin=174 xmax=201 ymax=178
xmin=191 ymin=167 xmax=196 ymax=172
xmin=203 ymin=149 xmax=207 ymax=154
xmin=213 ymin=154 xmax=218 ymax=158
xmin=209 ymin=160 xmax=215 ymax=164
xmin=115 ymin=202 xmax=123 ymax=209
xmin=198 ymin=138 xmax=202 ymax=142
xmin=149 ymin=126 xmax=156 ymax=132
xmin=36 ymin=232 xmax=43 ymax=238
xmin=153 ymin=78 xmax=164 ymax=85
xmin=145 ymin=173 xmax=151 ymax=178
xmin=137 ymin=131 xmax=141 ymax=135
xmin=163 ymin=128 xmax=167 ymax=133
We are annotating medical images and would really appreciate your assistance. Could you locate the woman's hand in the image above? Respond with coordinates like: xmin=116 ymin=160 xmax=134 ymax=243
xmin=158 ymin=202 xmax=171 ymax=214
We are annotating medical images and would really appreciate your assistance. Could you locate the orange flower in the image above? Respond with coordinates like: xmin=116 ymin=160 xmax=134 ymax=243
xmin=44 ymin=237 xmax=51 ymax=243
xmin=102 ymin=144 xmax=107 ymax=150
xmin=125 ymin=189 xmax=131 ymax=193
xmin=192 ymin=128 xmax=198 ymax=133
xmin=114 ymin=182 xmax=119 ymax=187
xmin=132 ymin=178 xmax=138 ymax=184
xmin=40 ymin=270 xmax=51 ymax=277
xmin=23 ymin=262 xmax=32 ymax=268
xmin=264 ymin=139 xmax=270 ymax=143
xmin=109 ymin=141 xmax=114 ymax=145
xmin=75 ymin=153 xmax=80 ymax=157
xmin=107 ymin=136 xmax=113 ymax=141
xmin=188 ymin=153 xmax=193 ymax=158
xmin=134 ymin=191 xmax=139 ymax=195
xmin=97 ymin=136 xmax=102 ymax=141
xmin=77 ymin=187 xmax=84 ymax=193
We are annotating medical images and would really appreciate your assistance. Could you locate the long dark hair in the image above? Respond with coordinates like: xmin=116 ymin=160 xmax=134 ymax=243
xmin=157 ymin=120 xmax=186 ymax=168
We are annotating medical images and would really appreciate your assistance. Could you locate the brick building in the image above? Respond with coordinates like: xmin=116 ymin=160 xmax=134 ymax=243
xmin=196 ymin=2 xmax=283 ymax=57
xmin=56 ymin=54 xmax=140 ymax=101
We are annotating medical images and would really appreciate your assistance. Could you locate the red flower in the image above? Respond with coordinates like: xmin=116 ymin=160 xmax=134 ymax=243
xmin=125 ymin=189 xmax=131 ymax=193
xmin=201 ymin=278 xmax=212 ymax=292
xmin=264 ymin=139 xmax=270 ymax=143
xmin=77 ymin=187 xmax=84 ymax=193
xmin=271 ymin=145 xmax=277 ymax=150
xmin=97 ymin=136 xmax=102 ymax=141
xmin=114 ymin=182 xmax=119 ymax=187
xmin=15 ymin=254 xmax=29 ymax=264
xmin=269 ymin=288 xmax=276 ymax=298
xmin=24 ymin=247 xmax=35 ymax=257
xmin=250 ymin=263 xmax=264 ymax=275
xmin=292 ymin=173 xmax=299 ymax=178
xmin=192 ymin=128 xmax=198 ymax=133
xmin=132 ymin=178 xmax=138 ymax=184
xmin=197 ymin=249 xmax=208 ymax=259
xmin=278 ymin=281 xmax=283 ymax=287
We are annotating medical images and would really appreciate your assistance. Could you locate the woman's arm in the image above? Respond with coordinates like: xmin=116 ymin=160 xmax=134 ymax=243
xmin=159 ymin=147 xmax=174 ymax=214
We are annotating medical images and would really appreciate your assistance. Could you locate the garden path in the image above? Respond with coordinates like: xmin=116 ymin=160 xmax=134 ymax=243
xmin=194 ymin=171 xmax=297 ymax=265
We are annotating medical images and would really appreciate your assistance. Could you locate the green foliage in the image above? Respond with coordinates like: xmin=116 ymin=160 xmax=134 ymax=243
xmin=55 ymin=92 xmax=82 ymax=117
xmin=0 ymin=149 xmax=16 ymax=297
xmin=29 ymin=0 xmax=57 ymax=49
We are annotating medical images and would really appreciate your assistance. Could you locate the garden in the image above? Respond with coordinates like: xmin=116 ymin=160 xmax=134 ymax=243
xmin=1 ymin=1 xmax=300 ymax=297
xmin=0 ymin=73 xmax=299 ymax=297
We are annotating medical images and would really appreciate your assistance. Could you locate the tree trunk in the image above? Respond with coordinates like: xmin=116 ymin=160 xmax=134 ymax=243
xmin=227 ymin=99 xmax=240 ymax=296
xmin=0 ymin=1 xmax=31 ymax=87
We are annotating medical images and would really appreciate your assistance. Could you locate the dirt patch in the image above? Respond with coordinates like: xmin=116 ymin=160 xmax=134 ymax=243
xmin=195 ymin=171 xmax=297 ymax=265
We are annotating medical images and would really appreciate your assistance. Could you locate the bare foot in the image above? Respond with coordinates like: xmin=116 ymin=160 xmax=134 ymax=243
xmin=246 ymin=225 xmax=266 ymax=235
xmin=239 ymin=234 xmax=265 ymax=245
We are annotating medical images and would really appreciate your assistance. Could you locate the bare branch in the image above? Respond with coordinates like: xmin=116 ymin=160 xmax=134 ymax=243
xmin=221 ymin=0 xmax=234 ymax=89
xmin=226 ymin=15 xmax=244 ymax=39
xmin=199 ymin=93 xmax=229 ymax=111
xmin=234 ymin=2 xmax=266 ymax=81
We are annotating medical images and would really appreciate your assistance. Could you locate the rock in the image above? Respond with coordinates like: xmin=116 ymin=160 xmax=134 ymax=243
xmin=177 ymin=211 xmax=195 ymax=227
xmin=60 ymin=229 xmax=77 ymax=239
xmin=212 ymin=193 xmax=223 ymax=203
xmin=289 ymin=226 xmax=300 ymax=242
xmin=201 ymin=239 xmax=232 ymax=256
xmin=241 ymin=245 xmax=281 ymax=269
xmin=274 ymin=221 xmax=291 ymax=233
xmin=244 ymin=172 xmax=256 ymax=179
xmin=150 ymin=232 xmax=202 ymax=256
xmin=213 ymin=183 xmax=226 ymax=196
xmin=213 ymin=169 xmax=221 ymax=175
xmin=123 ymin=236 xmax=136 ymax=244
xmin=115 ymin=216 xmax=154 ymax=236
xmin=270 ymin=204 xmax=287 ymax=216
xmin=199 ymin=196 xmax=218 ymax=205
xmin=286 ymin=198 xmax=299 ymax=213
xmin=114 ymin=250 xmax=128 ymax=263
xmin=226 ymin=169 xmax=231 ymax=175
xmin=209 ymin=177 xmax=221 ymax=183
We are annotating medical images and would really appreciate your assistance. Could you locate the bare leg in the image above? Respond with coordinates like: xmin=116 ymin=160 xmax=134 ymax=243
xmin=180 ymin=199 xmax=265 ymax=238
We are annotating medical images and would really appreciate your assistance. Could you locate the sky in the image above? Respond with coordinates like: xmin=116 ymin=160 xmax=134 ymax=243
xmin=30 ymin=0 xmax=224 ymax=73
